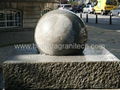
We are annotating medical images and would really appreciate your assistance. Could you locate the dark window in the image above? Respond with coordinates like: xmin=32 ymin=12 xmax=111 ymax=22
xmin=0 ymin=9 xmax=22 ymax=28
xmin=0 ymin=13 xmax=5 ymax=27
xmin=86 ymin=5 xmax=90 ymax=8
xmin=106 ymin=0 xmax=117 ymax=5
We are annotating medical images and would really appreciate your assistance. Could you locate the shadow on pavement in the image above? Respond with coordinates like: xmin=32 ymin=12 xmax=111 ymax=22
xmin=86 ymin=23 xmax=120 ymax=31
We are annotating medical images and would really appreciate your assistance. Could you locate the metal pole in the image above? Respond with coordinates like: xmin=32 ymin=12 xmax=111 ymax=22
xmin=118 ymin=12 xmax=120 ymax=16
xmin=96 ymin=14 xmax=98 ymax=24
xmin=109 ymin=13 xmax=112 ymax=25
xmin=86 ymin=13 xmax=88 ymax=23
xmin=80 ymin=13 xmax=82 ymax=18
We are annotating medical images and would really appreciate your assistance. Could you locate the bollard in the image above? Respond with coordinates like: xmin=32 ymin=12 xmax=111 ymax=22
xmin=118 ymin=12 xmax=120 ymax=16
xmin=109 ymin=13 xmax=112 ymax=25
xmin=95 ymin=14 xmax=98 ymax=24
xmin=86 ymin=13 xmax=88 ymax=23
xmin=80 ymin=13 xmax=82 ymax=18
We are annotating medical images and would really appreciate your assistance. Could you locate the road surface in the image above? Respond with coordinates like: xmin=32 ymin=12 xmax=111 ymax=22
xmin=77 ymin=13 xmax=120 ymax=25
xmin=76 ymin=13 xmax=120 ymax=59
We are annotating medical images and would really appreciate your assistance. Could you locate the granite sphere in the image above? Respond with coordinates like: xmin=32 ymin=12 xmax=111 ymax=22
xmin=35 ymin=10 xmax=87 ymax=55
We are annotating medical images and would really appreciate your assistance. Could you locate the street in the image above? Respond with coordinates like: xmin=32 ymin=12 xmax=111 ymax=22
xmin=76 ymin=13 xmax=120 ymax=59
xmin=77 ymin=13 xmax=120 ymax=25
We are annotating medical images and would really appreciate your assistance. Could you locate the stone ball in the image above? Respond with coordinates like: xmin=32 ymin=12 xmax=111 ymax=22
xmin=35 ymin=10 xmax=87 ymax=56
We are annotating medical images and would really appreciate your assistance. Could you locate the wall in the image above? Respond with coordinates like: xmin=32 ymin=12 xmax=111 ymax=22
xmin=0 ymin=2 xmax=57 ymax=29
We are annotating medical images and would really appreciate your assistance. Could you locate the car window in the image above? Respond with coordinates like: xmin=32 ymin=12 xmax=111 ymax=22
xmin=106 ymin=0 xmax=117 ymax=5
xmin=86 ymin=6 xmax=89 ymax=8
xmin=64 ymin=5 xmax=71 ymax=8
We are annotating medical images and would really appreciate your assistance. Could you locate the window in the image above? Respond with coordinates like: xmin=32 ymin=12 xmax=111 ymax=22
xmin=64 ymin=5 xmax=72 ymax=8
xmin=0 ymin=9 xmax=22 ymax=28
xmin=106 ymin=0 xmax=117 ymax=5
xmin=86 ymin=5 xmax=89 ymax=8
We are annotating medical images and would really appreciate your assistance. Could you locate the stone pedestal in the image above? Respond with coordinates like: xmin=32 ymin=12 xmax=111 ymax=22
xmin=3 ymin=47 xmax=120 ymax=90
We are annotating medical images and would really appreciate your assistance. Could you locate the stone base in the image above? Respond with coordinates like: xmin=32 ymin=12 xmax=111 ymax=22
xmin=3 ymin=47 xmax=120 ymax=89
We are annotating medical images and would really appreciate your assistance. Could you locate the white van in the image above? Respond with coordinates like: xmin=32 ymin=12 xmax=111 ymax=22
xmin=83 ymin=4 xmax=94 ymax=13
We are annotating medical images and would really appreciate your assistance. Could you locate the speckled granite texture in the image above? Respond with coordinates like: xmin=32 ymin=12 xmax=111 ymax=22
xmin=3 ymin=61 xmax=120 ymax=89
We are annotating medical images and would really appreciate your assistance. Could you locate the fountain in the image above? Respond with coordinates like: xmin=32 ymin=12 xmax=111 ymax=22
xmin=2 ymin=10 xmax=120 ymax=89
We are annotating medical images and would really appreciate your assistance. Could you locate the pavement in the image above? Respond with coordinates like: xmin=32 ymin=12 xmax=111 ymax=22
xmin=0 ymin=13 xmax=120 ymax=59
xmin=87 ymin=23 xmax=120 ymax=59
xmin=78 ymin=14 xmax=120 ymax=59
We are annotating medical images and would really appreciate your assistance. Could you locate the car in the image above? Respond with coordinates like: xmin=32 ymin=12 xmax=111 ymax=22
xmin=72 ymin=5 xmax=83 ymax=13
xmin=58 ymin=4 xmax=72 ymax=11
xmin=111 ymin=7 xmax=120 ymax=16
xmin=83 ymin=5 xmax=94 ymax=14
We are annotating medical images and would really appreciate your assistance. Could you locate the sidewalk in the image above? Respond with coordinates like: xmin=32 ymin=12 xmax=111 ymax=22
xmin=76 ymin=13 xmax=120 ymax=59
xmin=86 ymin=23 xmax=120 ymax=59
xmin=0 ymin=22 xmax=120 ymax=59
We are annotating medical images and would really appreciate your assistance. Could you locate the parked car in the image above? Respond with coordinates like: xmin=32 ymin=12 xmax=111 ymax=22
xmin=111 ymin=7 xmax=120 ymax=16
xmin=83 ymin=5 xmax=94 ymax=14
xmin=72 ymin=5 xmax=83 ymax=13
xmin=58 ymin=4 xmax=72 ymax=11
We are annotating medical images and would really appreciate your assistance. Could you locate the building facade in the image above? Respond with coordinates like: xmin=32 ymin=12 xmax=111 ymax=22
xmin=0 ymin=0 xmax=58 ymax=31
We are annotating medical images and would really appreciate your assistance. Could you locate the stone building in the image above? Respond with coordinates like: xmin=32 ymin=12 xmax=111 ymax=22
xmin=0 ymin=0 xmax=58 ymax=31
